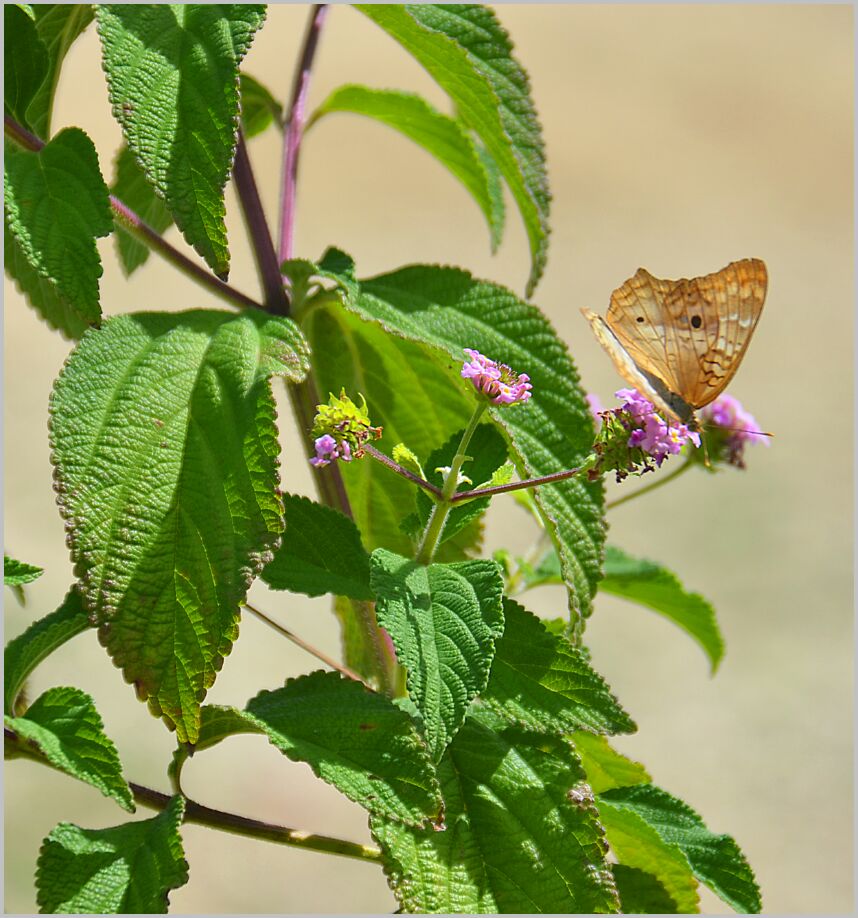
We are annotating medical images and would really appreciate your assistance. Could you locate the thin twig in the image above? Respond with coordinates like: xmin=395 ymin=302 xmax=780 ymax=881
xmin=606 ymin=456 xmax=694 ymax=510
xmin=362 ymin=444 xmax=443 ymax=499
xmin=4 ymin=727 xmax=380 ymax=863
xmin=450 ymin=464 xmax=587 ymax=503
xmin=278 ymin=3 xmax=328 ymax=268
xmin=4 ymin=115 xmax=264 ymax=313
xmin=245 ymin=602 xmax=370 ymax=687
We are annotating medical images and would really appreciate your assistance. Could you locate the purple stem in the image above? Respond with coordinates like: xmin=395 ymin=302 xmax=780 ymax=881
xmin=278 ymin=4 xmax=328 ymax=269
xmin=450 ymin=465 xmax=587 ymax=503
xmin=362 ymin=444 xmax=444 ymax=499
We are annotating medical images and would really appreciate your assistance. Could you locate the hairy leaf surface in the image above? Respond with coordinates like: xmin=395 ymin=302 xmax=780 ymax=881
xmin=357 ymin=4 xmax=549 ymax=295
xmin=4 ymin=128 xmax=111 ymax=336
xmin=311 ymin=84 xmax=503 ymax=248
xmin=571 ymin=731 xmax=651 ymax=795
xmin=247 ymin=671 xmax=442 ymax=826
xmin=371 ymin=708 xmax=619 ymax=913
xmin=370 ymin=549 xmax=504 ymax=760
xmin=36 ymin=795 xmax=187 ymax=914
xmin=4 ymin=554 xmax=44 ymax=587
xmin=49 ymin=310 xmax=310 ymax=742
xmin=484 ymin=600 xmax=636 ymax=736
xmin=97 ymin=5 xmax=266 ymax=276
xmin=6 ymin=686 xmax=134 ymax=812
xmin=262 ymin=493 xmax=373 ymax=600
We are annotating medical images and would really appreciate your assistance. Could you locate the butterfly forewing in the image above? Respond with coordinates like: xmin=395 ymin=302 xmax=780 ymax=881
xmin=594 ymin=258 xmax=767 ymax=413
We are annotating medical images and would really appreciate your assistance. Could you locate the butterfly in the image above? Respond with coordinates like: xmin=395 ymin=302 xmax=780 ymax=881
xmin=581 ymin=258 xmax=768 ymax=431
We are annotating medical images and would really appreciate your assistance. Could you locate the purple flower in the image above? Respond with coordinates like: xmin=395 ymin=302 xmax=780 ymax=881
xmin=309 ymin=434 xmax=353 ymax=468
xmin=461 ymin=348 xmax=532 ymax=406
xmin=700 ymin=394 xmax=767 ymax=468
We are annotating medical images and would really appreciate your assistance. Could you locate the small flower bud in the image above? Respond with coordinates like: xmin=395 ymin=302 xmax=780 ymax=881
xmin=309 ymin=390 xmax=382 ymax=468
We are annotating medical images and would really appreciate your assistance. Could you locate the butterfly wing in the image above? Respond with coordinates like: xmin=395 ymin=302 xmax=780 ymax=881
xmin=581 ymin=308 xmax=696 ymax=424
xmin=604 ymin=258 xmax=767 ymax=410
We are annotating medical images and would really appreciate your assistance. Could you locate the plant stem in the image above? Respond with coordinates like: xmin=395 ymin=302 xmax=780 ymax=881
xmin=606 ymin=456 xmax=694 ymax=510
xmin=245 ymin=602 xmax=369 ymax=687
xmin=4 ymin=114 xmax=264 ymax=313
xmin=278 ymin=3 xmax=328 ymax=270
xmin=4 ymin=727 xmax=380 ymax=863
xmin=362 ymin=444 xmax=443 ymax=499
xmin=416 ymin=402 xmax=487 ymax=564
xmin=450 ymin=458 xmax=596 ymax=504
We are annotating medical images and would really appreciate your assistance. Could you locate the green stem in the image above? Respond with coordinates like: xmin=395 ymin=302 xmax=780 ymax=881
xmin=416 ymin=402 xmax=487 ymax=564
xmin=363 ymin=443 xmax=443 ymax=499
xmin=4 ymin=728 xmax=381 ymax=864
xmin=606 ymin=456 xmax=695 ymax=510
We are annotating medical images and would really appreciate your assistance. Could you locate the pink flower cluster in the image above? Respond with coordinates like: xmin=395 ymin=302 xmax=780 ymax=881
xmin=700 ymin=394 xmax=768 ymax=468
xmin=310 ymin=434 xmax=352 ymax=468
xmin=461 ymin=348 xmax=532 ymax=406
xmin=615 ymin=388 xmax=701 ymax=465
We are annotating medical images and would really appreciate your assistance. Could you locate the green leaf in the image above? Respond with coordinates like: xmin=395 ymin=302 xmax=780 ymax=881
xmin=4 ymin=223 xmax=89 ymax=339
xmin=601 ymin=545 xmax=725 ymax=673
xmin=28 ymin=4 xmax=94 ymax=139
xmin=411 ymin=423 xmax=508 ymax=546
xmin=261 ymin=493 xmax=373 ymax=600
xmin=4 ymin=4 xmax=49 ymax=131
xmin=4 ymin=554 xmax=43 ymax=587
xmin=4 ymin=127 xmax=112 ymax=336
xmin=596 ymin=797 xmax=700 ymax=913
xmin=111 ymin=144 xmax=173 ymax=276
xmin=370 ymin=549 xmax=504 ymax=760
xmin=17 ymin=5 xmax=36 ymax=20
xmin=96 ymin=5 xmax=266 ymax=277
xmin=570 ymin=731 xmax=651 ymax=795
xmin=240 ymin=71 xmax=283 ymax=139
xmin=304 ymin=305 xmax=474 ymax=555
xmin=4 ymin=587 xmax=91 ymax=714
xmin=322 ymin=257 xmax=604 ymax=621
xmin=612 ymin=864 xmax=679 ymax=914
xmin=36 ymin=795 xmax=187 ymax=914
xmin=599 ymin=784 xmax=761 ymax=913
xmin=311 ymin=84 xmax=503 ymax=249
xmin=6 ymin=686 xmax=134 ymax=812
xmin=357 ymin=4 xmax=549 ymax=296
xmin=49 ymin=310 xmax=310 ymax=743
xmin=371 ymin=708 xmax=619 ymax=913
xmin=484 ymin=599 xmax=636 ymax=736
xmin=246 ymin=670 xmax=442 ymax=826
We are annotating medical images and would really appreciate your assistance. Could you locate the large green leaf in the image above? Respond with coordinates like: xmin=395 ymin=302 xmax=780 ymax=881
xmin=4 ymin=4 xmax=49 ymax=131
xmin=601 ymin=546 xmax=724 ymax=673
xmin=371 ymin=708 xmax=619 ymax=913
xmin=310 ymin=84 xmax=503 ymax=249
xmin=261 ymin=493 xmax=373 ymax=600
xmin=484 ymin=599 xmax=636 ymax=736
xmin=600 ymin=784 xmax=761 ymax=914
xmin=4 ymin=128 xmax=112 ymax=337
xmin=370 ymin=549 xmax=504 ymax=760
xmin=246 ymin=671 xmax=442 ymax=826
xmin=28 ymin=4 xmax=94 ymax=139
xmin=319 ymin=256 xmax=604 ymax=622
xmin=110 ymin=144 xmax=174 ymax=276
xmin=96 ymin=5 xmax=266 ymax=277
xmin=303 ymin=304 xmax=474 ymax=554
xmin=596 ymin=798 xmax=700 ymax=913
xmin=36 ymin=795 xmax=187 ymax=914
xmin=357 ymin=5 xmax=549 ymax=296
xmin=6 ymin=686 xmax=134 ymax=812
xmin=48 ymin=310 xmax=310 ymax=743
xmin=612 ymin=864 xmax=679 ymax=914
xmin=4 ymin=588 xmax=91 ymax=714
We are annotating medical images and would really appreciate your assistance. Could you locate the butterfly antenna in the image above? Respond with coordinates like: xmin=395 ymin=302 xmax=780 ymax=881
xmin=701 ymin=423 xmax=774 ymax=438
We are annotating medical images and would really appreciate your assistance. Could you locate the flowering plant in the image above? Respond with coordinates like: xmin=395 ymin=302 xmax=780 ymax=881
xmin=4 ymin=5 xmax=766 ymax=914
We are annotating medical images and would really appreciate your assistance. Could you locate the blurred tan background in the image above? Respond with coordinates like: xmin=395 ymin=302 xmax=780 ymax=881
xmin=4 ymin=4 xmax=853 ymax=913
